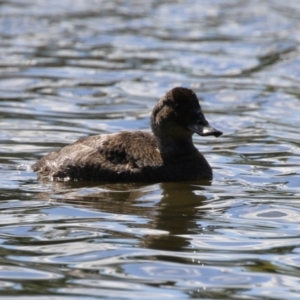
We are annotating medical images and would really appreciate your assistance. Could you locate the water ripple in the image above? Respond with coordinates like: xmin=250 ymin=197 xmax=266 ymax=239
xmin=1 ymin=0 xmax=300 ymax=299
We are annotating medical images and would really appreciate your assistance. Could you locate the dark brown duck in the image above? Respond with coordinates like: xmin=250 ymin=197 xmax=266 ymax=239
xmin=32 ymin=87 xmax=222 ymax=182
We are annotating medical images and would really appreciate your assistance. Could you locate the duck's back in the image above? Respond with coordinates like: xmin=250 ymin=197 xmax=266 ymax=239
xmin=32 ymin=131 xmax=162 ymax=181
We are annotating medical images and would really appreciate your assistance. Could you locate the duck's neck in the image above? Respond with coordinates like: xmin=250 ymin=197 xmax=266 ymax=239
xmin=155 ymin=135 xmax=198 ymax=160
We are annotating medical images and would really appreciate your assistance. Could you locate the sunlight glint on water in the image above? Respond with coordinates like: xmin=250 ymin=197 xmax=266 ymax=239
xmin=0 ymin=0 xmax=300 ymax=299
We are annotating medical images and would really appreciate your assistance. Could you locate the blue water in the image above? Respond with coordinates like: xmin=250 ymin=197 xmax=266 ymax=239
xmin=1 ymin=0 xmax=300 ymax=299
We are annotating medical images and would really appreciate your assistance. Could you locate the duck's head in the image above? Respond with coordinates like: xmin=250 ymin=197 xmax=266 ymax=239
xmin=151 ymin=87 xmax=222 ymax=140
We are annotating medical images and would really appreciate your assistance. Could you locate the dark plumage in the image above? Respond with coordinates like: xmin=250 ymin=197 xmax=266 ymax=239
xmin=32 ymin=87 xmax=222 ymax=182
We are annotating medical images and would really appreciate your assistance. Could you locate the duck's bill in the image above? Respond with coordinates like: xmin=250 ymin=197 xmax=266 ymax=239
xmin=188 ymin=124 xmax=223 ymax=137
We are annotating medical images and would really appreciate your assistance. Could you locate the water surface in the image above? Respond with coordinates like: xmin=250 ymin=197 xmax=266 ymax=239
xmin=0 ymin=0 xmax=300 ymax=299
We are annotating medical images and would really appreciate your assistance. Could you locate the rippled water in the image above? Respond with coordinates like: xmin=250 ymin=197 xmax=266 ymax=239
xmin=1 ymin=0 xmax=300 ymax=299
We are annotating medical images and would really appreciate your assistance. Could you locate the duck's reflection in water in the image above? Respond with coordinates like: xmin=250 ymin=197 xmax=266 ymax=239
xmin=35 ymin=180 xmax=210 ymax=252
xmin=142 ymin=182 xmax=208 ymax=252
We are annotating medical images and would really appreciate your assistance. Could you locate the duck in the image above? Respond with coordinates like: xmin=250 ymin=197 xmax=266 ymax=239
xmin=32 ymin=87 xmax=222 ymax=182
